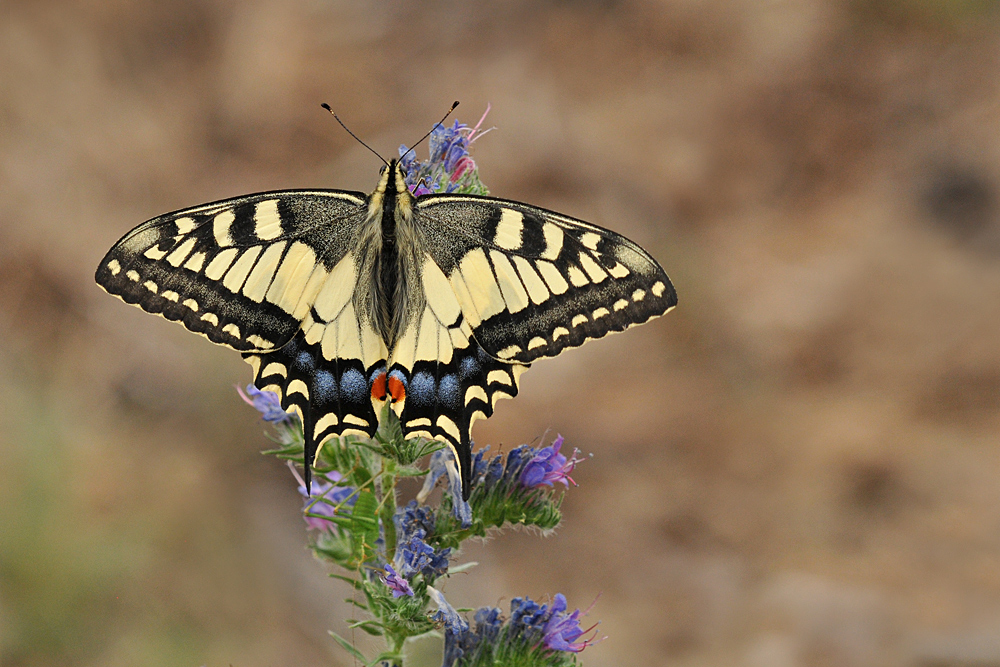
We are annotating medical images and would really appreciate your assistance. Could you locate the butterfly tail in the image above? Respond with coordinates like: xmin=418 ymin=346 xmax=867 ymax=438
xmin=302 ymin=401 xmax=315 ymax=494
xmin=458 ymin=432 xmax=473 ymax=501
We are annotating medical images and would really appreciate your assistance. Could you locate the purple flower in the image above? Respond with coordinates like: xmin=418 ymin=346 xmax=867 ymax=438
xmin=398 ymin=106 xmax=492 ymax=197
xmin=237 ymin=384 xmax=293 ymax=423
xmin=519 ymin=435 xmax=583 ymax=489
xmin=295 ymin=469 xmax=355 ymax=531
xmin=542 ymin=594 xmax=597 ymax=653
xmin=432 ymin=591 xmax=599 ymax=665
xmin=381 ymin=564 xmax=414 ymax=598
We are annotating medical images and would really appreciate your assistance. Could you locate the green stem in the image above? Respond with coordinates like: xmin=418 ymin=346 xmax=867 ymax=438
xmin=381 ymin=458 xmax=398 ymax=565
xmin=380 ymin=464 xmax=406 ymax=667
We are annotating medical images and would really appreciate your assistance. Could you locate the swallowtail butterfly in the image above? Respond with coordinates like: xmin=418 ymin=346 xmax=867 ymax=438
xmin=96 ymin=131 xmax=676 ymax=499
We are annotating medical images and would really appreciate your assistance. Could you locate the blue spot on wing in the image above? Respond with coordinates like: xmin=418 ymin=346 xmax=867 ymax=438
xmin=295 ymin=350 xmax=315 ymax=371
xmin=459 ymin=355 xmax=480 ymax=380
xmin=340 ymin=368 xmax=367 ymax=403
xmin=312 ymin=369 xmax=338 ymax=404
xmin=369 ymin=364 xmax=387 ymax=385
xmin=409 ymin=372 xmax=436 ymax=407
xmin=388 ymin=369 xmax=408 ymax=389
xmin=438 ymin=374 xmax=461 ymax=410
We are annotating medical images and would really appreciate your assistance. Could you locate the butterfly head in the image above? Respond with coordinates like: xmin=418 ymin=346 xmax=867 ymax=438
xmin=375 ymin=159 xmax=412 ymax=196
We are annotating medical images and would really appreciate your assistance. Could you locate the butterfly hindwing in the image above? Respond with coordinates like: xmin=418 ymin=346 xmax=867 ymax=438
xmin=96 ymin=190 xmax=368 ymax=352
xmin=385 ymin=259 xmax=528 ymax=491
xmin=414 ymin=195 xmax=677 ymax=365
xmin=244 ymin=251 xmax=389 ymax=480
xmin=244 ymin=329 xmax=381 ymax=471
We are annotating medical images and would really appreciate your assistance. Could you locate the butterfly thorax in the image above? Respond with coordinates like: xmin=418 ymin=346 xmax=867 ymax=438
xmin=358 ymin=159 xmax=425 ymax=351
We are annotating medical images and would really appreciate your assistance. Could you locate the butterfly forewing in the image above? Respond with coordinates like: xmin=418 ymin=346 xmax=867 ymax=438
xmin=414 ymin=195 xmax=677 ymax=365
xmin=96 ymin=190 xmax=368 ymax=352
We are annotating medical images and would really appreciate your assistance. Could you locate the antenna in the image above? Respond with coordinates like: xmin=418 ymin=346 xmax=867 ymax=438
xmin=320 ymin=103 xmax=389 ymax=167
xmin=400 ymin=101 xmax=460 ymax=164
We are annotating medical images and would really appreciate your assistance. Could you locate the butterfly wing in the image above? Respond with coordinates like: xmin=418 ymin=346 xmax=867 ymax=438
xmin=386 ymin=254 xmax=527 ymax=496
xmin=96 ymin=190 xmax=368 ymax=352
xmin=96 ymin=189 xmax=386 ymax=485
xmin=243 ymin=250 xmax=389 ymax=475
xmin=394 ymin=195 xmax=676 ymax=497
xmin=414 ymin=195 xmax=677 ymax=365
xmin=96 ymin=181 xmax=676 ymax=499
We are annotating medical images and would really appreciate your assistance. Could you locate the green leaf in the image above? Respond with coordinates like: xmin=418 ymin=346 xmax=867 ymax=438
xmin=350 ymin=489 xmax=380 ymax=561
xmin=305 ymin=511 xmax=351 ymax=530
xmin=347 ymin=619 xmax=385 ymax=636
xmin=330 ymin=574 xmax=363 ymax=590
xmin=446 ymin=561 xmax=479 ymax=574
xmin=329 ymin=630 xmax=368 ymax=663
xmin=376 ymin=402 xmax=404 ymax=445
xmin=395 ymin=464 xmax=431 ymax=478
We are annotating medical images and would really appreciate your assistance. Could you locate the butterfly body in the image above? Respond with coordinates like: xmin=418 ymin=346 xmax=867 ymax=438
xmin=96 ymin=159 xmax=676 ymax=498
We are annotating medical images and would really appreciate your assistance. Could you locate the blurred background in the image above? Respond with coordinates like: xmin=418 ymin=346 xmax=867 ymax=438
xmin=2 ymin=0 xmax=1000 ymax=665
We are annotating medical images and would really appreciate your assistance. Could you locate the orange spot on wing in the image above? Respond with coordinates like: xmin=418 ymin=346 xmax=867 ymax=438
xmin=387 ymin=375 xmax=406 ymax=402
xmin=371 ymin=371 xmax=387 ymax=401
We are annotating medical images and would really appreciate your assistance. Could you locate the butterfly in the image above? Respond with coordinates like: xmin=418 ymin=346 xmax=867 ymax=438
xmin=95 ymin=122 xmax=677 ymax=500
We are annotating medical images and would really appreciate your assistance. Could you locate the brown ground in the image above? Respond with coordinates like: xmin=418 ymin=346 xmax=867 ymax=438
xmin=3 ymin=1 xmax=1000 ymax=665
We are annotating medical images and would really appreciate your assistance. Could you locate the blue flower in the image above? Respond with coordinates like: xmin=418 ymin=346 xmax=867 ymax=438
xmin=509 ymin=594 xmax=598 ymax=654
xmin=393 ymin=501 xmax=451 ymax=581
xmin=541 ymin=594 xmax=596 ymax=653
xmin=471 ymin=446 xmax=492 ymax=480
xmin=472 ymin=606 xmax=502 ymax=645
xmin=237 ymin=384 xmax=294 ymax=423
xmin=508 ymin=596 xmax=549 ymax=645
xmin=429 ymin=587 xmax=470 ymax=667
xmin=418 ymin=449 xmax=472 ymax=527
xmin=483 ymin=452 xmax=505 ymax=492
xmin=417 ymin=449 xmax=450 ymax=501
xmin=501 ymin=445 xmax=532 ymax=486
xmin=443 ymin=606 xmax=503 ymax=667
xmin=395 ymin=499 xmax=437 ymax=536
xmin=519 ymin=435 xmax=583 ymax=489
xmin=429 ymin=591 xmax=599 ymax=665
xmin=380 ymin=564 xmax=414 ymax=598
xmin=429 ymin=587 xmax=468 ymax=635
